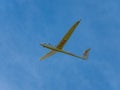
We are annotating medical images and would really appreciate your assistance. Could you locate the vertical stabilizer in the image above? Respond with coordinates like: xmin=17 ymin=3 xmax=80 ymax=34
xmin=82 ymin=48 xmax=91 ymax=60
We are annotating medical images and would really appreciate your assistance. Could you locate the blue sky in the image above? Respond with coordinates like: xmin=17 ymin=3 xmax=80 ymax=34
xmin=0 ymin=0 xmax=120 ymax=90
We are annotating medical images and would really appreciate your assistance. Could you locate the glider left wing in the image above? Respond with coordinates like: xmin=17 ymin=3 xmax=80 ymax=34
xmin=40 ymin=51 xmax=57 ymax=60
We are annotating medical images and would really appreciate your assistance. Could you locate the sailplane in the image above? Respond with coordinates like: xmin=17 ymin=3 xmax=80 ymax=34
xmin=40 ymin=20 xmax=91 ymax=60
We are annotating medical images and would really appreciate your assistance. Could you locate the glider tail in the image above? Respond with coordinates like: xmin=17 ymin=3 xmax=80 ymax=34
xmin=82 ymin=48 xmax=91 ymax=60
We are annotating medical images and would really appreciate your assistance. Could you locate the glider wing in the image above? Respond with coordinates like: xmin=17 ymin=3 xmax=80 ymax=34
xmin=40 ymin=51 xmax=57 ymax=60
xmin=56 ymin=20 xmax=80 ymax=49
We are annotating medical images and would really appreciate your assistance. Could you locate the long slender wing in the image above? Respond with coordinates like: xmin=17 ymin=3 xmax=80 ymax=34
xmin=56 ymin=20 xmax=80 ymax=49
xmin=40 ymin=51 xmax=57 ymax=60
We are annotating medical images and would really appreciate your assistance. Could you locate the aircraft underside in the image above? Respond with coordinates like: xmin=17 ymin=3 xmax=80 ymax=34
xmin=40 ymin=20 xmax=91 ymax=60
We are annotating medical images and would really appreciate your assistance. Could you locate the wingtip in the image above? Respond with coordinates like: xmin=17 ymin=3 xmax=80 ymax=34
xmin=76 ymin=19 xmax=81 ymax=24
xmin=77 ymin=20 xmax=80 ymax=23
xmin=40 ymin=58 xmax=44 ymax=61
xmin=39 ymin=57 xmax=43 ymax=61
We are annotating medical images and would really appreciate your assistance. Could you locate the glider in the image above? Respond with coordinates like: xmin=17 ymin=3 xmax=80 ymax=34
xmin=40 ymin=20 xmax=91 ymax=60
